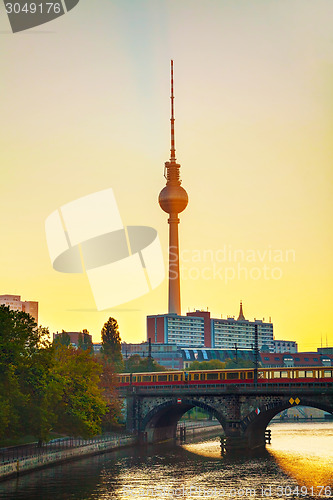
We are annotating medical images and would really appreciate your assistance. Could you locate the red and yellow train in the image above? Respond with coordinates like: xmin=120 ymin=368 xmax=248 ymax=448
xmin=118 ymin=367 xmax=333 ymax=387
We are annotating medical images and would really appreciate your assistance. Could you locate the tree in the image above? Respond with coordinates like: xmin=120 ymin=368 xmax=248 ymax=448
xmin=0 ymin=306 xmax=111 ymax=443
xmin=188 ymin=359 xmax=226 ymax=371
xmin=224 ymin=357 xmax=257 ymax=369
xmin=52 ymin=346 xmax=107 ymax=437
xmin=78 ymin=329 xmax=93 ymax=352
xmin=100 ymin=317 xmax=123 ymax=372
xmin=53 ymin=330 xmax=71 ymax=347
xmin=125 ymin=354 xmax=165 ymax=373
xmin=0 ymin=306 xmax=53 ymax=441
xmin=99 ymin=359 xmax=124 ymax=431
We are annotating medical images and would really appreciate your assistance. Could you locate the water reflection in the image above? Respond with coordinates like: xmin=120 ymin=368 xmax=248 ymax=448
xmin=0 ymin=422 xmax=331 ymax=500
xmin=267 ymin=422 xmax=333 ymax=489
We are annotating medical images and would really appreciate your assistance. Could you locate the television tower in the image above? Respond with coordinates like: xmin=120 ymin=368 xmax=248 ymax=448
xmin=159 ymin=60 xmax=188 ymax=315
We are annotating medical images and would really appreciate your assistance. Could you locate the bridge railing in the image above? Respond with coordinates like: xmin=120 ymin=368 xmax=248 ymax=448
xmin=119 ymin=381 xmax=333 ymax=395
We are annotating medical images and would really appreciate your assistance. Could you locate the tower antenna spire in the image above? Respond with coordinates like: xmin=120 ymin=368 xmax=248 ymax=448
xmin=170 ymin=59 xmax=176 ymax=163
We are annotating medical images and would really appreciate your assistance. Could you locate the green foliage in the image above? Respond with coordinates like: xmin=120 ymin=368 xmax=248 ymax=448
xmin=188 ymin=359 xmax=227 ymax=371
xmin=0 ymin=306 xmax=46 ymax=440
xmin=188 ymin=358 xmax=255 ymax=371
xmin=224 ymin=357 xmax=256 ymax=369
xmin=100 ymin=317 xmax=123 ymax=372
xmin=124 ymin=354 xmax=165 ymax=373
xmin=53 ymin=330 xmax=71 ymax=347
xmin=0 ymin=306 xmax=119 ymax=443
xmin=78 ymin=329 xmax=93 ymax=352
xmin=52 ymin=346 xmax=107 ymax=437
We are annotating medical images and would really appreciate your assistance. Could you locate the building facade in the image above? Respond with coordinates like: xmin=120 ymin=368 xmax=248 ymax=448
xmin=273 ymin=339 xmax=298 ymax=353
xmin=121 ymin=342 xmax=183 ymax=370
xmin=147 ymin=303 xmax=274 ymax=352
xmin=0 ymin=294 xmax=38 ymax=324
xmin=260 ymin=352 xmax=333 ymax=368
xmin=147 ymin=314 xmax=205 ymax=347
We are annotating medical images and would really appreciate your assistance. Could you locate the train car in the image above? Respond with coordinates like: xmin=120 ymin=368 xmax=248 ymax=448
xmin=117 ymin=367 xmax=333 ymax=388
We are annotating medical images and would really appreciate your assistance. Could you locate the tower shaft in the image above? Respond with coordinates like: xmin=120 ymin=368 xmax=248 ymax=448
xmin=158 ymin=60 xmax=188 ymax=316
xmin=168 ymin=214 xmax=181 ymax=315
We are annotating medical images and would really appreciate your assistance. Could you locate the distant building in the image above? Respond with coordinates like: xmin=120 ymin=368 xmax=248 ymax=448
xmin=53 ymin=331 xmax=92 ymax=349
xmin=93 ymin=343 xmax=103 ymax=353
xmin=260 ymin=352 xmax=333 ymax=368
xmin=121 ymin=342 xmax=183 ymax=370
xmin=273 ymin=340 xmax=298 ymax=353
xmin=147 ymin=302 xmax=274 ymax=352
xmin=0 ymin=294 xmax=38 ymax=324
xmin=317 ymin=347 xmax=333 ymax=355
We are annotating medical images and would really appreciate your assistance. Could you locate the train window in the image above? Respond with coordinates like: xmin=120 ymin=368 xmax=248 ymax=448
xmin=240 ymin=372 xmax=245 ymax=380
xmin=168 ymin=375 xmax=173 ymax=382
xmin=174 ymin=375 xmax=179 ymax=381
xmin=258 ymin=371 xmax=265 ymax=379
xmin=220 ymin=372 xmax=225 ymax=380
xmin=306 ymin=371 xmax=314 ymax=378
xmin=200 ymin=373 xmax=206 ymax=381
xmin=247 ymin=372 xmax=254 ymax=379
xmin=207 ymin=372 xmax=219 ymax=380
xmin=132 ymin=376 xmax=137 ymax=382
xmin=226 ymin=372 xmax=238 ymax=380
xmin=273 ymin=371 xmax=281 ymax=378
xmin=324 ymin=371 xmax=332 ymax=378
xmin=152 ymin=376 xmax=156 ymax=382
xmin=298 ymin=371 xmax=306 ymax=378
xmin=137 ymin=376 xmax=141 ymax=382
xmin=193 ymin=373 xmax=199 ymax=381
xmin=143 ymin=376 xmax=151 ymax=382
xmin=281 ymin=371 xmax=288 ymax=378
xmin=121 ymin=376 xmax=125 ymax=383
xmin=125 ymin=377 xmax=130 ymax=383
xmin=158 ymin=375 xmax=168 ymax=382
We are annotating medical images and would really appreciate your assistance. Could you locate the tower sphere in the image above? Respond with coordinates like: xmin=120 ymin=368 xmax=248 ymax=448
xmin=159 ymin=184 xmax=188 ymax=215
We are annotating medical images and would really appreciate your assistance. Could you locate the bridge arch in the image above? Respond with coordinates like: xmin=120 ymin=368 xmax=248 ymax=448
xmin=242 ymin=398 xmax=333 ymax=449
xmin=141 ymin=398 xmax=226 ymax=443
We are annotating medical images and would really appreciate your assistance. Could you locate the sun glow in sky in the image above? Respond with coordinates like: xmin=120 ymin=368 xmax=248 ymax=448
xmin=1 ymin=0 xmax=332 ymax=350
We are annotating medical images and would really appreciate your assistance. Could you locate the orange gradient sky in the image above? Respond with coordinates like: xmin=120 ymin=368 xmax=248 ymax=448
xmin=0 ymin=0 xmax=332 ymax=350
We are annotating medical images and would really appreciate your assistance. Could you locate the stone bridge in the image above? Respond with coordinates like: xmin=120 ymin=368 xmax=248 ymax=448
xmin=123 ymin=385 xmax=333 ymax=451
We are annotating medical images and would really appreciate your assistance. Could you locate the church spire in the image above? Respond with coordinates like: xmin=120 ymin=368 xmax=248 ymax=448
xmin=237 ymin=301 xmax=245 ymax=321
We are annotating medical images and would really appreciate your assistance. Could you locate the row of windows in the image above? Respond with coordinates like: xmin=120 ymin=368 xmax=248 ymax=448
xmin=119 ymin=369 xmax=333 ymax=384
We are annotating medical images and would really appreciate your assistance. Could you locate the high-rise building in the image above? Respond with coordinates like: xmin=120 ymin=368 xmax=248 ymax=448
xmin=0 ymin=294 xmax=38 ymax=324
xmin=147 ymin=302 xmax=274 ymax=352
xmin=158 ymin=60 xmax=188 ymax=315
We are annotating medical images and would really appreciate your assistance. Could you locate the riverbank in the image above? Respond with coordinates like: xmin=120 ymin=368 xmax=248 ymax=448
xmin=0 ymin=422 xmax=223 ymax=483
xmin=0 ymin=435 xmax=136 ymax=482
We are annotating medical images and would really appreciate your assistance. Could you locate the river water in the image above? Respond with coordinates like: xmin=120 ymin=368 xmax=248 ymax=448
xmin=0 ymin=422 xmax=332 ymax=500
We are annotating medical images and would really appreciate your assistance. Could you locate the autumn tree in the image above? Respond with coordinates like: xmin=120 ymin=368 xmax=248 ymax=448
xmin=100 ymin=317 xmax=123 ymax=372
xmin=99 ymin=359 xmax=124 ymax=431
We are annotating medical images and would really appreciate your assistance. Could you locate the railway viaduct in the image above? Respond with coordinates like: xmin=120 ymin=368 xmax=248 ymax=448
xmin=120 ymin=384 xmax=333 ymax=451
